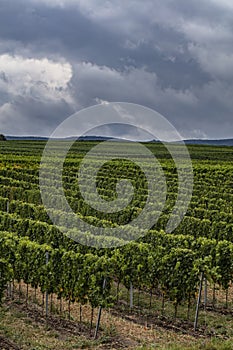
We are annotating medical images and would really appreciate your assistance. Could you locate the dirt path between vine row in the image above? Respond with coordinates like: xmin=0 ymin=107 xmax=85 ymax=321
xmin=110 ymin=303 xmax=211 ymax=338
xmin=5 ymin=283 xmax=224 ymax=349
xmin=0 ymin=335 xmax=21 ymax=350
xmin=4 ymin=299 xmax=136 ymax=349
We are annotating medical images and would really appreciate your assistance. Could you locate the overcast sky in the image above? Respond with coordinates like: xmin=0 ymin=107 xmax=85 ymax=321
xmin=0 ymin=0 xmax=233 ymax=139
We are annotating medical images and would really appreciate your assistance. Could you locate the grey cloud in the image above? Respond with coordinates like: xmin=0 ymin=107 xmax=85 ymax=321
xmin=0 ymin=96 xmax=74 ymax=136
xmin=0 ymin=0 xmax=232 ymax=138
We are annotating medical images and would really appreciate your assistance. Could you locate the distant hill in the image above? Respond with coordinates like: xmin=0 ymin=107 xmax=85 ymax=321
xmin=6 ymin=135 xmax=117 ymax=141
xmin=6 ymin=135 xmax=49 ymax=141
xmin=6 ymin=135 xmax=233 ymax=146
xmin=182 ymin=139 xmax=233 ymax=146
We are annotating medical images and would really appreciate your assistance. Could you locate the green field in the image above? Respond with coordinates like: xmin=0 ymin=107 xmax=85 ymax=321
xmin=0 ymin=140 xmax=233 ymax=349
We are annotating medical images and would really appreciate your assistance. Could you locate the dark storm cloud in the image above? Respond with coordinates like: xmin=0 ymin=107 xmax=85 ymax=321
xmin=0 ymin=0 xmax=233 ymax=138
xmin=0 ymin=0 xmax=211 ymax=88
xmin=0 ymin=0 xmax=124 ymax=67
xmin=0 ymin=95 xmax=75 ymax=136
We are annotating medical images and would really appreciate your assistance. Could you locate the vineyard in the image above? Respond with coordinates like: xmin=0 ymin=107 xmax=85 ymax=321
xmin=0 ymin=140 xmax=233 ymax=349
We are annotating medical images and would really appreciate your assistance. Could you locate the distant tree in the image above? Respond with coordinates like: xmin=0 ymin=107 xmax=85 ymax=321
xmin=0 ymin=134 xmax=6 ymax=141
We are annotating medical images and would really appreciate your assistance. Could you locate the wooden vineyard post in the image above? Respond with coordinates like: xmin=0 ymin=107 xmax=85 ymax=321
xmin=94 ymin=277 xmax=106 ymax=340
xmin=130 ymin=281 xmax=134 ymax=309
xmin=194 ymin=272 xmax=204 ymax=331
xmin=45 ymin=251 xmax=49 ymax=318
xmin=204 ymin=277 xmax=208 ymax=310
xmin=6 ymin=200 xmax=11 ymax=299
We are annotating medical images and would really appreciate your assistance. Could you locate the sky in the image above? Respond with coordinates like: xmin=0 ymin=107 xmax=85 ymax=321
xmin=0 ymin=0 xmax=233 ymax=139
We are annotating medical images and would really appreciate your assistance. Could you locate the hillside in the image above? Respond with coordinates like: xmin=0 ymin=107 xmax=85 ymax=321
xmin=182 ymin=138 xmax=233 ymax=146
xmin=6 ymin=135 xmax=233 ymax=146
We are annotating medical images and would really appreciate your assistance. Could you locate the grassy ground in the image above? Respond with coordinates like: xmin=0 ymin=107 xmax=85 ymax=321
xmin=1 ymin=283 xmax=233 ymax=349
